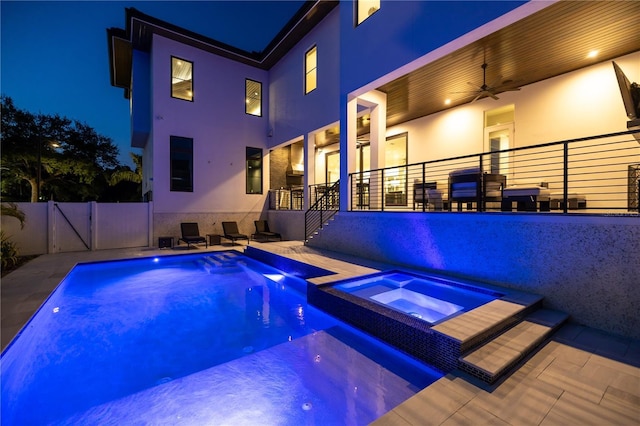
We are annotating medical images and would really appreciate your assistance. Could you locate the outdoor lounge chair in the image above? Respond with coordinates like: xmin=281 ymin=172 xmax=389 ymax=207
xmin=252 ymin=220 xmax=282 ymax=242
xmin=178 ymin=222 xmax=208 ymax=248
xmin=222 ymin=221 xmax=250 ymax=245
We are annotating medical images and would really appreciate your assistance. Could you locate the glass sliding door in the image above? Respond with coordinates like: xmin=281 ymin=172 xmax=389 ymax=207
xmin=384 ymin=133 xmax=408 ymax=206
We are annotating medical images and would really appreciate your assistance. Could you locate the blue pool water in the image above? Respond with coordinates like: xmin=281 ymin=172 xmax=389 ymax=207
xmin=334 ymin=271 xmax=503 ymax=324
xmin=1 ymin=252 xmax=442 ymax=425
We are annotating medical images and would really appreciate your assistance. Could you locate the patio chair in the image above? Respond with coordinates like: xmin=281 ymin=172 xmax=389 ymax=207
xmin=413 ymin=181 xmax=444 ymax=211
xmin=178 ymin=222 xmax=208 ymax=249
xmin=252 ymin=220 xmax=282 ymax=242
xmin=222 ymin=221 xmax=250 ymax=245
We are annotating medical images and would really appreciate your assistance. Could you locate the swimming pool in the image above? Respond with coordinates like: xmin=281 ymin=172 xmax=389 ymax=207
xmin=1 ymin=252 xmax=442 ymax=425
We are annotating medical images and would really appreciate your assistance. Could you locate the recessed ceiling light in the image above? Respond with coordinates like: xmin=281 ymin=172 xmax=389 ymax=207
xmin=444 ymin=99 xmax=451 ymax=105
xmin=587 ymin=50 xmax=599 ymax=59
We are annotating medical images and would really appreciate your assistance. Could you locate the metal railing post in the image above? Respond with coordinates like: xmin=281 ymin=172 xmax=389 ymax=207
xmin=563 ymin=142 xmax=569 ymax=214
xmin=421 ymin=163 xmax=426 ymax=212
xmin=381 ymin=168 xmax=385 ymax=211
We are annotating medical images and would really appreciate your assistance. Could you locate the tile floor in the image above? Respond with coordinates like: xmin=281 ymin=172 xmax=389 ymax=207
xmin=1 ymin=242 xmax=639 ymax=425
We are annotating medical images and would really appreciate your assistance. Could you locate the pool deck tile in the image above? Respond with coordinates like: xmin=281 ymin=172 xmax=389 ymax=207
xmin=2 ymin=241 xmax=639 ymax=425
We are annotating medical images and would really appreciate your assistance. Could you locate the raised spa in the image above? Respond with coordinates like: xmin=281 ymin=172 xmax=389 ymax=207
xmin=308 ymin=270 xmax=505 ymax=369
xmin=333 ymin=271 xmax=503 ymax=324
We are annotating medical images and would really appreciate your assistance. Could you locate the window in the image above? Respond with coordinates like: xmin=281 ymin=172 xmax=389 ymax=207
xmin=246 ymin=147 xmax=263 ymax=194
xmin=171 ymin=56 xmax=193 ymax=101
xmin=305 ymin=46 xmax=317 ymax=94
xmin=356 ymin=0 xmax=380 ymax=25
xmin=170 ymin=136 xmax=193 ymax=192
xmin=245 ymin=79 xmax=262 ymax=116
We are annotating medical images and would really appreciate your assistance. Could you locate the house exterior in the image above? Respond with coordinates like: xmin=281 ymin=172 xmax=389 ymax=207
xmin=108 ymin=1 xmax=640 ymax=339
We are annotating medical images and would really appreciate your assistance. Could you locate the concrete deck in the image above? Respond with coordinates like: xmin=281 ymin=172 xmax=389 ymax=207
xmin=2 ymin=242 xmax=639 ymax=425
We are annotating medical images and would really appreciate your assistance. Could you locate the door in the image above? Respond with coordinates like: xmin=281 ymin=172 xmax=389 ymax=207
xmin=485 ymin=124 xmax=513 ymax=176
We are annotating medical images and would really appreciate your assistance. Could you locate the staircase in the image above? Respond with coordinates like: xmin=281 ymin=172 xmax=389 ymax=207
xmin=431 ymin=300 xmax=569 ymax=385
xmin=304 ymin=180 xmax=340 ymax=242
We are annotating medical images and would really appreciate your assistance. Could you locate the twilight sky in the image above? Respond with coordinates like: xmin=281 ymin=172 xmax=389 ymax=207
xmin=1 ymin=0 xmax=305 ymax=167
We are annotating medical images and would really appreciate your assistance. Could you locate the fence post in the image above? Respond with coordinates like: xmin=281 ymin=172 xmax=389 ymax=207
xmin=47 ymin=200 xmax=55 ymax=254
xmin=90 ymin=201 xmax=97 ymax=251
xmin=148 ymin=201 xmax=154 ymax=248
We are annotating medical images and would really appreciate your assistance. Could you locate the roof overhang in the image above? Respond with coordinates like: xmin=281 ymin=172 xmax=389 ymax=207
xmin=107 ymin=27 xmax=132 ymax=99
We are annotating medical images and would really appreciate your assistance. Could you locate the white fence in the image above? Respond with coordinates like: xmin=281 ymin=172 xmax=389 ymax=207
xmin=1 ymin=201 xmax=152 ymax=255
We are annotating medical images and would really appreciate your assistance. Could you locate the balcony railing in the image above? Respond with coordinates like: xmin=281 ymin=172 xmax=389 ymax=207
xmin=349 ymin=130 xmax=640 ymax=214
xmin=268 ymin=182 xmax=340 ymax=211
xmin=268 ymin=186 xmax=304 ymax=210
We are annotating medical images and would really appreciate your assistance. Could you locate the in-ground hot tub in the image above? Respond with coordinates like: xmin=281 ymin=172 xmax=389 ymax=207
xmin=308 ymin=270 xmax=505 ymax=371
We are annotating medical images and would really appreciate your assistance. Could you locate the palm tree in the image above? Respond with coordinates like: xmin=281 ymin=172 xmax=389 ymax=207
xmin=1 ymin=202 xmax=25 ymax=229
xmin=109 ymin=153 xmax=142 ymax=186
xmin=1 ymin=202 xmax=26 ymax=270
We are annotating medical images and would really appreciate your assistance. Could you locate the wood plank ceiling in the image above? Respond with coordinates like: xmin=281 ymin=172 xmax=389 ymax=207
xmin=343 ymin=0 xmax=640 ymax=143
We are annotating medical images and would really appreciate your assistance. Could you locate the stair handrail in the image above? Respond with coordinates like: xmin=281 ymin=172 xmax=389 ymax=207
xmin=304 ymin=180 xmax=340 ymax=242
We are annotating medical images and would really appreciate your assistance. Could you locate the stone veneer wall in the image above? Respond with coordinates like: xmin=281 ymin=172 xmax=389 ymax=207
xmin=306 ymin=212 xmax=640 ymax=340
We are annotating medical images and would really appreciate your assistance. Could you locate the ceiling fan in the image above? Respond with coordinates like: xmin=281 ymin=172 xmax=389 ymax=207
xmin=452 ymin=62 xmax=520 ymax=103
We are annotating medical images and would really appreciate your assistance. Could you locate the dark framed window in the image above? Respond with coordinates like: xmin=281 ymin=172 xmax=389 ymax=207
xmin=245 ymin=79 xmax=262 ymax=116
xmin=171 ymin=56 xmax=193 ymax=101
xmin=170 ymin=136 xmax=193 ymax=192
xmin=356 ymin=0 xmax=380 ymax=25
xmin=305 ymin=45 xmax=317 ymax=94
xmin=246 ymin=147 xmax=263 ymax=194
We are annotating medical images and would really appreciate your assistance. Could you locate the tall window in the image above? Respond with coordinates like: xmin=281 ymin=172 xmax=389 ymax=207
xmin=171 ymin=56 xmax=193 ymax=101
xmin=170 ymin=136 xmax=193 ymax=192
xmin=356 ymin=0 xmax=380 ymax=25
xmin=245 ymin=79 xmax=262 ymax=116
xmin=305 ymin=46 xmax=317 ymax=94
xmin=246 ymin=147 xmax=263 ymax=194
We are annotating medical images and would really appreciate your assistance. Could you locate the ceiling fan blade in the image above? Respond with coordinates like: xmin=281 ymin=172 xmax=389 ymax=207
xmin=487 ymin=74 xmax=503 ymax=89
xmin=467 ymin=81 xmax=483 ymax=91
xmin=489 ymin=93 xmax=500 ymax=100
xmin=471 ymin=93 xmax=483 ymax=103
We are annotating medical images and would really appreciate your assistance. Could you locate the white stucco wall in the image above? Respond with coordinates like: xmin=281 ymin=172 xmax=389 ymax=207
xmin=268 ymin=7 xmax=340 ymax=147
xmin=149 ymin=34 xmax=270 ymax=214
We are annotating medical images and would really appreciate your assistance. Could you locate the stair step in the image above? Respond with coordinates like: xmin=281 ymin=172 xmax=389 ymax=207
xmin=458 ymin=308 xmax=569 ymax=384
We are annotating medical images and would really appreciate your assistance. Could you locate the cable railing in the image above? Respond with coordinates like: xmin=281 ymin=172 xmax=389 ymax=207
xmin=305 ymin=180 xmax=340 ymax=241
xmin=268 ymin=186 xmax=304 ymax=210
xmin=349 ymin=130 xmax=640 ymax=214
xmin=268 ymin=183 xmax=341 ymax=211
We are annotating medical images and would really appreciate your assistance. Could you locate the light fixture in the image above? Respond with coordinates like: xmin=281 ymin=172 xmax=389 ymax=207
xmin=444 ymin=98 xmax=451 ymax=105
xmin=587 ymin=50 xmax=599 ymax=59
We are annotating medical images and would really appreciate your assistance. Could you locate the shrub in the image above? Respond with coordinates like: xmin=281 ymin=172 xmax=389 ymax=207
xmin=1 ymin=230 xmax=19 ymax=270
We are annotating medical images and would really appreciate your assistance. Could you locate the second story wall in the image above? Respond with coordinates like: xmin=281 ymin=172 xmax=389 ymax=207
xmin=150 ymin=34 xmax=270 ymax=214
xmin=339 ymin=0 xmax=526 ymax=96
xmin=268 ymin=7 xmax=340 ymax=146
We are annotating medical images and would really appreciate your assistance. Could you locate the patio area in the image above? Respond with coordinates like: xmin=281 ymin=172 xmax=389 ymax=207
xmin=1 ymin=242 xmax=638 ymax=425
